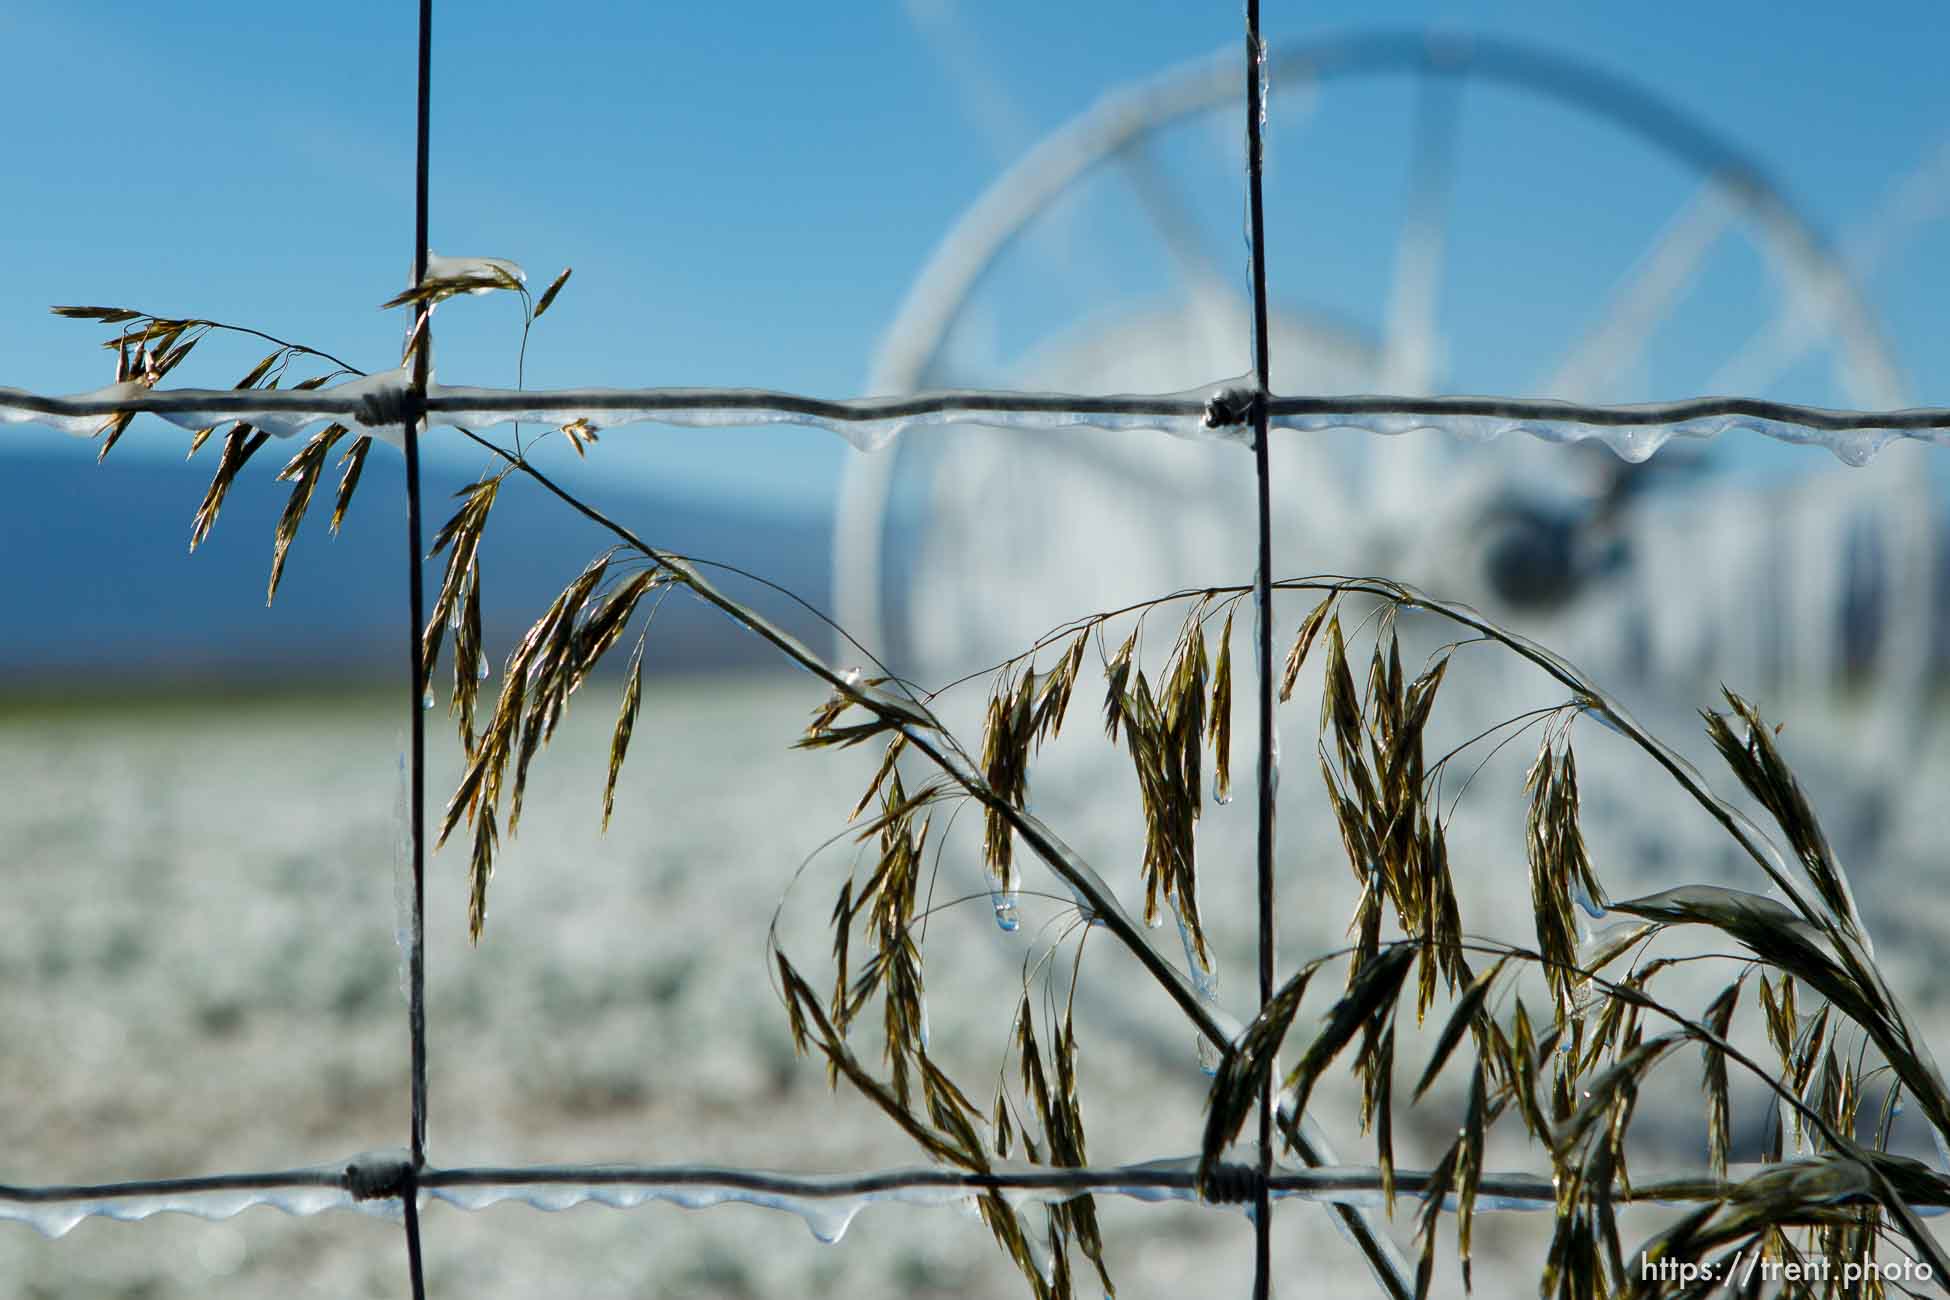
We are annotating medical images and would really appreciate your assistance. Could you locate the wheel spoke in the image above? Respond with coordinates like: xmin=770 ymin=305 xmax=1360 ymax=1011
xmin=1116 ymin=138 xmax=1235 ymax=294
xmin=1371 ymin=69 xmax=1464 ymax=526
xmin=1707 ymin=136 xmax=1950 ymax=403
xmin=1114 ymin=139 xmax=1254 ymax=372
xmin=1536 ymin=179 xmax=1735 ymax=401
xmin=1379 ymin=70 xmax=1462 ymax=399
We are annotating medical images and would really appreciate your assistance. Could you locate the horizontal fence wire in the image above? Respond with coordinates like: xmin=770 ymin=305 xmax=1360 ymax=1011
xmin=16 ymin=1154 xmax=1937 ymax=1230
xmin=6 ymin=381 xmax=1950 ymax=476
xmin=8 ymin=382 xmax=1950 ymax=432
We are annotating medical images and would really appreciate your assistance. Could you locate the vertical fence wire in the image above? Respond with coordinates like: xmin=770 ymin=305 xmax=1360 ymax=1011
xmin=402 ymin=1187 xmax=428 ymax=1298
xmin=402 ymin=0 xmax=435 ymax=1295
xmin=1243 ymin=3 xmax=1278 ymax=1298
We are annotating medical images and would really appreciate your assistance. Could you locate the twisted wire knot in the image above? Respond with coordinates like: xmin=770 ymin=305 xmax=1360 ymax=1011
xmin=1199 ymin=1161 xmax=1267 ymax=1204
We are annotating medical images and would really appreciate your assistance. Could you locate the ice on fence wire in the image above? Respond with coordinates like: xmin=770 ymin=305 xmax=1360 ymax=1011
xmin=1251 ymin=563 xmax=1280 ymax=801
xmin=422 ymin=253 xmax=527 ymax=292
xmin=16 ymin=1152 xmax=1939 ymax=1242
xmin=423 ymin=378 xmax=1235 ymax=454
xmin=7 ymin=372 xmax=1949 ymax=465
xmin=0 ymin=1160 xmax=354 ymax=1238
xmin=0 ymin=379 xmax=149 ymax=438
xmin=1266 ymin=403 xmax=1950 ymax=467
xmin=423 ymin=1166 xmax=1002 ymax=1244
xmin=393 ymin=745 xmax=416 ymax=1004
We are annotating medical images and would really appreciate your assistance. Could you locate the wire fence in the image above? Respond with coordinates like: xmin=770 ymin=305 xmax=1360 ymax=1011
xmin=5 ymin=5 xmax=1950 ymax=1299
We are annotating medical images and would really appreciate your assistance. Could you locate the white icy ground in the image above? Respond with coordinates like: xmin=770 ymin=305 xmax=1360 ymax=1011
xmin=3 ymin=662 xmax=1948 ymax=1299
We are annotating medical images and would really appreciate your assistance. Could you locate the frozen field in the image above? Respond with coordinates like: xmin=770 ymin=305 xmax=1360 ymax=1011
xmin=4 ymin=665 xmax=1948 ymax=1298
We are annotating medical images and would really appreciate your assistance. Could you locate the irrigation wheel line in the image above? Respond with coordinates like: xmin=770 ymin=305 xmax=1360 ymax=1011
xmin=834 ymin=26 xmax=1913 ymax=680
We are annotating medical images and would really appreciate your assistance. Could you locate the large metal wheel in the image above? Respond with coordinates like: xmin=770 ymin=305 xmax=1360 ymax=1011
xmin=835 ymin=29 xmax=1932 ymax=757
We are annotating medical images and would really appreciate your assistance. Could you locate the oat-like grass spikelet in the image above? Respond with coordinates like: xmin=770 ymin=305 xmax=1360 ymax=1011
xmin=1280 ymin=591 xmax=1337 ymax=702
xmin=330 ymin=436 xmax=372 ymax=534
xmin=1207 ymin=606 xmax=1234 ymax=805
xmin=532 ymin=266 xmax=572 ymax=319
xmin=267 ymin=423 xmax=349 ymax=603
xmin=601 ymin=635 xmax=645 ymax=832
xmin=190 ymin=424 xmax=269 ymax=552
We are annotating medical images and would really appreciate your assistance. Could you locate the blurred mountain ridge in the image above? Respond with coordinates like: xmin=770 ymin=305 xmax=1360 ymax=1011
xmin=0 ymin=444 xmax=887 ymax=687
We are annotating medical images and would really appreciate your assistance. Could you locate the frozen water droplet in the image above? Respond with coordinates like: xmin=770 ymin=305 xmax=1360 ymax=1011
xmin=1212 ymin=774 xmax=1232 ymax=806
xmin=1190 ymin=963 xmax=1220 ymax=1002
xmin=1176 ymin=908 xmax=1220 ymax=1002
xmin=476 ymin=650 xmax=491 ymax=681
xmin=1196 ymin=1034 xmax=1220 ymax=1077
xmin=1570 ymin=876 xmax=1607 ymax=921
xmin=918 ymin=997 xmax=931 ymax=1051
xmin=800 ymin=1200 xmax=860 ymax=1244
xmin=422 ymin=689 xmax=436 ymax=710
xmin=448 ymin=604 xmax=462 ymax=631
xmin=992 ymin=888 xmax=1020 ymax=933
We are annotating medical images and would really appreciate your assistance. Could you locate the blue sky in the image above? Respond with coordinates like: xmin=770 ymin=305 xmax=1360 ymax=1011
xmin=5 ymin=1 xmax=1946 ymax=510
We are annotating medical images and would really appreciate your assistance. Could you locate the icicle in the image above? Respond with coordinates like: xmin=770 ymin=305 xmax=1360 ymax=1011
xmin=991 ymin=887 xmax=1021 ymax=933
xmin=1569 ymin=875 xmax=1607 ymax=922
xmin=1020 ymin=1208 xmax=1057 ymax=1286
xmin=1171 ymin=895 xmax=1221 ymax=1077
xmin=1173 ymin=900 xmax=1219 ymax=1002
xmin=422 ymin=688 xmax=436 ymax=711
xmin=1252 ymin=563 xmax=1280 ymax=800
xmin=1262 ymin=404 xmax=1943 ymax=468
